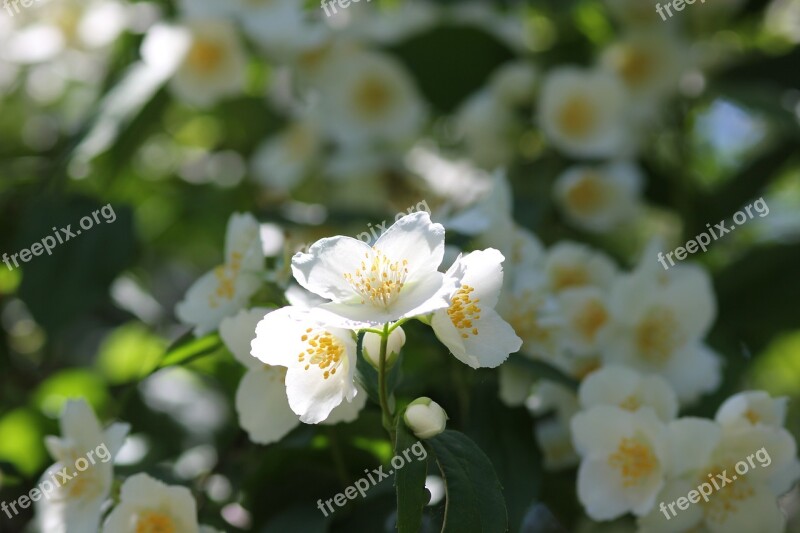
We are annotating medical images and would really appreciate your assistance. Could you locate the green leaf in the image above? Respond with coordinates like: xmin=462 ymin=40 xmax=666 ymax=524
xmin=427 ymin=430 xmax=508 ymax=533
xmin=158 ymin=332 xmax=223 ymax=369
xmin=395 ymin=417 xmax=429 ymax=533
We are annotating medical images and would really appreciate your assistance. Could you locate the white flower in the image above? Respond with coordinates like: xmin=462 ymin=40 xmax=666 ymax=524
xmin=715 ymin=391 xmax=788 ymax=430
xmin=291 ymin=211 xmax=452 ymax=327
xmin=169 ymin=19 xmax=246 ymax=107
xmin=539 ymin=67 xmax=628 ymax=158
xmin=498 ymin=363 xmax=536 ymax=407
xmin=497 ymin=274 xmax=562 ymax=360
xmin=221 ymin=308 xmax=366 ymax=441
xmin=36 ymin=400 xmax=129 ymax=533
xmin=489 ymin=61 xmax=538 ymax=107
xmin=553 ymin=161 xmax=643 ymax=233
xmin=602 ymin=264 xmax=722 ymax=404
xmin=250 ymin=120 xmax=321 ymax=192
xmin=599 ymin=31 xmax=687 ymax=121
xmin=175 ymin=213 xmax=264 ymax=335
xmin=536 ymin=418 xmax=580 ymax=471
xmin=362 ymin=326 xmax=406 ymax=369
xmin=572 ymin=406 xmax=668 ymax=520
xmin=235 ymin=0 xmax=326 ymax=58
xmin=312 ymin=49 xmax=426 ymax=147
xmin=455 ymin=90 xmax=518 ymax=168
xmin=544 ymin=242 xmax=618 ymax=294
xmin=431 ymin=249 xmax=522 ymax=368
xmin=579 ymin=366 xmax=678 ymax=422
xmin=404 ymin=397 xmax=448 ymax=439
xmin=558 ymin=287 xmax=612 ymax=357
xmin=102 ymin=473 xmax=199 ymax=533
xmin=638 ymin=418 xmax=800 ymax=533
xmin=250 ymin=307 xmax=359 ymax=424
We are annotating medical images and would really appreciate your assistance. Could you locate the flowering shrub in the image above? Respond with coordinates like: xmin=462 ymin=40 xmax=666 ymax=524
xmin=1 ymin=0 xmax=800 ymax=532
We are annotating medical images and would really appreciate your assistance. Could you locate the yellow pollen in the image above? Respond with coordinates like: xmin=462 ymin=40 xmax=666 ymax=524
xmin=573 ymin=299 xmax=609 ymax=342
xmin=297 ymin=330 xmax=345 ymax=380
xmin=702 ymin=466 xmax=755 ymax=524
xmin=187 ymin=40 xmax=225 ymax=74
xmin=354 ymin=76 xmax=393 ymax=118
xmin=607 ymin=437 xmax=658 ymax=487
xmin=615 ymin=48 xmax=654 ymax=88
xmin=743 ymin=409 xmax=761 ymax=425
xmin=635 ymin=307 xmax=685 ymax=364
xmin=136 ymin=511 xmax=177 ymax=533
xmin=565 ymin=174 xmax=608 ymax=216
xmin=557 ymin=95 xmax=596 ymax=138
xmin=448 ymin=285 xmax=482 ymax=339
xmin=343 ymin=249 xmax=409 ymax=308
xmin=208 ymin=252 xmax=243 ymax=308
xmin=619 ymin=395 xmax=642 ymax=411
xmin=551 ymin=265 xmax=590 ymax=291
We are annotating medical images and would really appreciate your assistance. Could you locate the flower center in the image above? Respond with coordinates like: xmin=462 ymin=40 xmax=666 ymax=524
xmin=615 ymin=48 xmax=654 ymax=88
xmin=573 ymin=299 xmax=609 ymax=342
xmin=209 ymin=252 xmax=243 ymax=308
xmin=607 ymin=437 xmax=658 ymax=487
xmin=448 ymin=285 xmax=482 ymax=339
xmin=565 ymin=173 xmax=608 ymax=215
xmin=701 ymin=466 xmax=755 ymax=524
xmin=635 ymin=307 xmax=685 ymax=364
xmin=619 ymin=395 xmax=642 ymax=411
xmin=343 ymin=249 xmax=409 ymax=308
xmin=551 ymin=265 xmax=590 ymax=292
xmin=298 ymin=329 xmax=345 ymax=380
xmin=187 ymin=40 xmax=225 ymax=74
xmin=354 ymin=77 xmax=393 ymax=118
xmin=136 ymin=512 xmax=177 ymax=533
xmin=743 ymin=409 xmax=761 ymax=424
xmin=557 ymin=95 xmax=596 ymax=138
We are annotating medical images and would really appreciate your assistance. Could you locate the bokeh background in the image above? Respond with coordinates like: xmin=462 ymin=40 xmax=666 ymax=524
xmin=1 ymin=0 xmax=800 ymax=531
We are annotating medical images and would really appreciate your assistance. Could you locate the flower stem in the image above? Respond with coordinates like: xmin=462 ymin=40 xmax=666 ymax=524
xmin=378 ymin=322 xmax=396 ymax=445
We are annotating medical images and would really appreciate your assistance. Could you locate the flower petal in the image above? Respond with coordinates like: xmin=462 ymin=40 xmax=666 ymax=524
xmin=236 ymin=367 xmax=299 ymax=444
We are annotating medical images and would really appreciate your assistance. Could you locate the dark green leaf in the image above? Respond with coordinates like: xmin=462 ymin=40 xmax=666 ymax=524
xmin=427 ymin=430 xmax=508 ymax=533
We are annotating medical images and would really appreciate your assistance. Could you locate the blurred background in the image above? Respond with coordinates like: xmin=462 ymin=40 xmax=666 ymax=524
xmin=1 ymin=0 xmax=799 ymax=531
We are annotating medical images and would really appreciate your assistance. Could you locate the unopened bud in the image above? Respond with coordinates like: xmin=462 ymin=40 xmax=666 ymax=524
xmin=363 ymin=327 xmax=406 ymax=370
xmin=404 ymin=397 xmax=448 ymax=439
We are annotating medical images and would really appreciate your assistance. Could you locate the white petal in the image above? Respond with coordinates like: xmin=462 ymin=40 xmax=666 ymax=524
xmin=447 ymin=248 xmax=506 ymax=308
xmin=104 ymin=422 xmax=131 ymax=458
xmin=250 ymin=306 xmax=311 ymax=368
xmin=225 ymin=212 xmax=264 ymax=271
xmin=373 ymin=211 xmax=445 ymax=281
xmin=291 ymin=236 xmax=371 ymax=302
xmin=666 ymin=418 xmax=721 ymax=477
xmin=220 ymin=307 xmax=272 ymax=369
xmin=434 ymin=308 xmax=521 ymax=368
xmin=285 ymin=350 xmax=357 ymax=424
xmin=322 ymin=384 xmax=368 ymax=425
xmin=236 ymin=367 xmax=299 ymax=444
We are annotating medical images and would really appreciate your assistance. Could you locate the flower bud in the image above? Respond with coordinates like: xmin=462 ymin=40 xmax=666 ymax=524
xmin=404 ymin=397 xmax=448 ymax=439
xmin=363 ymin=327 xmax=406 ymax=370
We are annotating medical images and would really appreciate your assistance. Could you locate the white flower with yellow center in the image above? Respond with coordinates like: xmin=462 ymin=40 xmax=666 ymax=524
xmin=638 ymin=418 xmax=800 ymax=533
xmin=250 ymin=307 xmax=360 ymax=424
xmin=251 ymin=120 xmax=321 ymax=192
xmin=431 ymin=249 xmax=522 ymax=368
xmin=291 ymin=211 xmax=452 ymax=327
xmin=579 ymin=366 xmax=678 ymax=422
xmin=553 ymin=162 xmax=643 ymax=233
xmin=102 ymin=473 xmax=199 ymax=533
xmin=539 ymin=67 xmax=628 ymax=158
xmin=175 ymin=214 xmax=263 ymax=333
xmin=600 ymin=31 xmax=687 ymax=121
xmin=601 ymin=264 xmax=721 ymax=404
xmin=571 ymin=406 xmax=668 ymax=520
xmin=312 ymin=49 xmax=426 ymax=147
xmin=544 ymin=242 xmax=618 ymax=294
xmin=715 ymin=391 xmax=788 ymax=431
xmin=36 ymin=400 xmax=129 ymax=533
xmin=220 ymin=308 xmax=366 ymax=443
xmin=175 ymin=213 xmax=264 ymax=335
xmin=558 ymin=287 xmax=612 ymax=357
xmin=497 ymin=273 xmax=562 ymax=360
xmin=170 ymin=19 xmax=246 ymax=107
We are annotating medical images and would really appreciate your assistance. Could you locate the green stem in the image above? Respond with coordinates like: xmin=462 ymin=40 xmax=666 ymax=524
xmin=377 ymin=322 xmax=396 ymax=445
